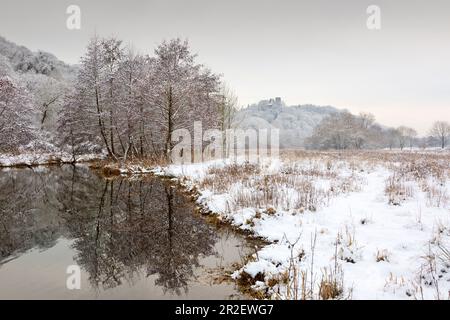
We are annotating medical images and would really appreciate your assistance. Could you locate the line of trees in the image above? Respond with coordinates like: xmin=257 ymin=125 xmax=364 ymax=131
xmin=1 ymin=36 xmax=239 ymax=160
xmin=59 ymin=37 xmax=235 ymax=162
xmin=306 ymin=111 xmax=450 ymax=150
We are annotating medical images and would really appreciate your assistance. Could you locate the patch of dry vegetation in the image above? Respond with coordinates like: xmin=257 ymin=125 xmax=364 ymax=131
xmin=385 ymin=174 xmax=415 ymax=206
xmin=198 ymin=154 xmax=363 ymax=215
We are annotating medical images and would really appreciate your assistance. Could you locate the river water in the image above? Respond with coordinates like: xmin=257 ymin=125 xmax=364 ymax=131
xmin=0 ymin=165 xmax=256 ymax=299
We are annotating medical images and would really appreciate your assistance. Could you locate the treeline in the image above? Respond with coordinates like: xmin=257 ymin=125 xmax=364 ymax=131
xmin=0 ymin=36 xmax=237 ymax=160
xmin=306 ymin=111 xmax=450 ymax=150
xmin=59 ymin=37 xmax=231 ymax=161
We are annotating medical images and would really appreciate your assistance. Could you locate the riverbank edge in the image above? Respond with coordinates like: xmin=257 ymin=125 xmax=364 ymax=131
xmin=97 ymin=161 xmax=273 ymax=299
xmin=0 ymin=152 xmax=107 ymax=168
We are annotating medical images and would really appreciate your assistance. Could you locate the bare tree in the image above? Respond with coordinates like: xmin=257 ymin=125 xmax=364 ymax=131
xmin=217 ymin=84 xmax=239 ymax=155
xmin=307 ymin=112 xmax=380 ymax=150
xmin=397 ymin=126 xmax=409 ymax=150
xmin=430 ymin=121 xmax=450 ymax=149
xmin=395 ymin=126 xmax=418 ymax=150
xmin=358 ymin=112 xmax=375 ymax=130
xmin=385 ymin=128 xmax=400 ymax=150
xmin=353 ymin=112 xmax=376 ymax=149
xmin=406 ymin=127 xmax=417 ymax=149
xmin=218 ymin=84 xmax=238 ymax=133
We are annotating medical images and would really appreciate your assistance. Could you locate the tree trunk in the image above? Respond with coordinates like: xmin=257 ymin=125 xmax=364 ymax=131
xmin=110 ymin=110 xmax=115 ymax=155
xmin=165 ymin=86 xmax=173 ymax=162
xmin=95 ymin=87 xmax=114 ymax=157
xmin=140 ymin=104 xmax=144 ymax=158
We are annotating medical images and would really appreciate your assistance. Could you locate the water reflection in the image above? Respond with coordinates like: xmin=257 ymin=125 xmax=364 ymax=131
xmin=0 ymin=168 xmax=62 ymax=260
xmin=0 ymin=166 xmax=251 ymax=299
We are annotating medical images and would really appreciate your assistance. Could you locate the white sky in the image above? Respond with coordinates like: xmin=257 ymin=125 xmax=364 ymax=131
xmin=0 ymin=0 xmax=449 ymax=135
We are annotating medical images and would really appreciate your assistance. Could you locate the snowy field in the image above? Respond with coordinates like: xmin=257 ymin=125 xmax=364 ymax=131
xmin=153 ymin=150 xmax=450 ymax=300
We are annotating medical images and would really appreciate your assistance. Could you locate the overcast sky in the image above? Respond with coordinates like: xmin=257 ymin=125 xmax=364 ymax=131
xmin=0 ymin=0 xmax=449 ymax=134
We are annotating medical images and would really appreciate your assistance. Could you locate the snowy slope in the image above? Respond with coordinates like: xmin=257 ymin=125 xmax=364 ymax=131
xmin=0 ymin=35 xmax=77 ymax=82
xmin=236 ymin=98 xmax=340 ymax=148
xmin=0 ymin=35 xmax=78 ymax=149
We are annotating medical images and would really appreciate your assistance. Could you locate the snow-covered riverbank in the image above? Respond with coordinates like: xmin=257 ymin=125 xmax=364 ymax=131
xmin=0 ymin=152 xmax=106 ymax=167
xmin=141 ymin=151 xmax=450 ymax=300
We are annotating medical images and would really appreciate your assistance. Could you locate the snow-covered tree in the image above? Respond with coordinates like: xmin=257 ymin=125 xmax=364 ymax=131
xmin=60 ymin=37 xmax=221 ymax=161
xmin=143 ymin=38 xmax=221 ymax=160
xmin=99 ymin=37 xmax=124 ymax=157
xmin=0 ymin=76 xmax=36 ymax=152
xmin=0 ymin=36 xmax=76 ymax=81
xmin=65 ymin=36 xmax=115 ymax=157
xmin=0 ymin=55 xmax=14 ymax=78
xmin=22 ymin=73 xmax=67 ymax=131
xmin=57 ymin=89 xmax=103 ymax=162
xmin=115 ymin=49 xmax=147 ymax=160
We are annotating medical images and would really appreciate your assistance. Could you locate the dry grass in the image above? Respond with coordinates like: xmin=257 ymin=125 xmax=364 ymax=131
xmin=318 ymin=268 xmax=345 ymax=300
xmin=376 ymin=249 xmax=391 ymax=262
xmin=276 ymin=232 xmax=350 ymax=300
xmin=198 ymin=154 xmax=362 ymax=215
xmin=385 ymin=174 xmax=415 ymax=205
xmin=424 ymin=182 xmax=449 ymax=208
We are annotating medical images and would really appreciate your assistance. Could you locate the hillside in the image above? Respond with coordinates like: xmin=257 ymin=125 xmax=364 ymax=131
xmin=0 ymin=36 xmax=77 ymax=81
xmin=236 ymin=98 xmax=341 ymax=148
xmin=0 ymin=35 xmax=78 ymax=150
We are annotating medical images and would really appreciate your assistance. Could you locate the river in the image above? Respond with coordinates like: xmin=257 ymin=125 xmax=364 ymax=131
xmin=0 ymin=165 xmax=257 ymax=299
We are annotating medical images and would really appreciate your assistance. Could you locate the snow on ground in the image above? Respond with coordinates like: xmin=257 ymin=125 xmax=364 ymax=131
xmin=159 ymin=151 xmax=450 ymax=300
xmin=9 ymin=148 xmax=447 ymax=300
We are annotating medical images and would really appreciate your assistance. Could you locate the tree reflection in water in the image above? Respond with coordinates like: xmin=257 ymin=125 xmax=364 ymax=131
xmin=0 ymin=167 xmax=62 ymax=260
xmin=1 ymin=166 xmax=218 ymax=295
